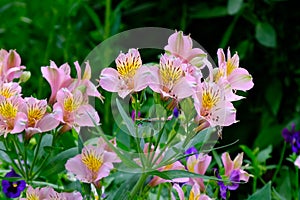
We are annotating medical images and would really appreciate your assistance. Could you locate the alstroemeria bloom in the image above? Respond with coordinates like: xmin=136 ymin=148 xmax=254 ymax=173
xmin=149 ymin=54 xmax=195 ymax=101
xmin=187 ymin=153 xmax=212 ymax=191
xmin=172 ymin=183 xmax=212 ymax=200
xmin=0 ymin=96 xmax=27 ymax=137
xmin=215 ymin=48 xmax=254 ymax=101
xmin=21 ymin=97 xmax=60 ymax=138
xmin=0 ymin=81 xmax=22 ymax=98
xmin=69 ymin=61 xmax=103 ymax=102
xmin=0 ymin=49 xmax=26 ymax=82
xmin=21 ymin=186 xmax=83 ymax=200
xmin=53 ymin=88 xmax=99 ymax=133
xmin=99 ymin=48 xmax=149 ymax=98
xmin=65 ymin=144 xmax=120 ymax=184
xmin=149 ymin=161 xmax=189 ymax=187
xmin=221 ymin=152 xmax=250 ymax=182
xmin=41 ymin=61 xmax=72 ymax=104
xmin=193 ymin=82 xmax=237 ymax=127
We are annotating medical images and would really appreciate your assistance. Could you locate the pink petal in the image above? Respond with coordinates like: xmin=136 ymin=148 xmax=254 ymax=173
xmin=99 ymin=68 xmax=120 ymax=92
xmin=295 ymin=155 xmax=300 ymax=169
xmin=65 ymin=155 xmax=92 ymax=183
xmin=172 ymin=78 xmax=194 ymax=100
xmin=173 ymin=184 xmax=185 ymax=200
xmin=75 ymin=105 xmax=100 ymax=127
xmin=37 ymin=114 xmax=60 ymax=132
xmin=228 ymin=68 xmax=254 ymax=91
xmin=233 ymin=152 xmax=244 ymax=169
xmin=11 ymin=112 xmax=27 ymax=134
xmin=95 ymin=162 xmax=114 ymax=181
xmin=221 ymin=152 xmax=233 ymax=176
xmin=133 ymin=65 xmax=150 ymax=92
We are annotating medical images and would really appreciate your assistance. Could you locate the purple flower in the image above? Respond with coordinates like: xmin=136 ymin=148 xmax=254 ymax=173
xmin=215 ymin=169 xmax=240 ymax=200
xmin=173 ymin=107 xmax=179 ymax=118
xmin=185 ymin=146 xmax=198 ymax=159
xmin=282 ymin=123 xmax=300 ymax=153
xmin=1 ymin=169 xmax=26 ymax=198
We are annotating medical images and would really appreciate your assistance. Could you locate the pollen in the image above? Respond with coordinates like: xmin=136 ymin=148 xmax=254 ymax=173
xmin=82 ymin=148 xmax=103 ymax=173
xmin=64 ymin=96 xmax=81 ymax=112
xmin=0 ymin=86 xmax=16 ymax=98
xmin=27 ymin=104 xmax=46 ymax=127
xmin=202 ymin=87 xmax=220 ymax=111
xmin=27 ymin=194 xmax=39 ymax=200
xmin=0 ymin=101 xmax=17 ymax=119
xmin=116 ymin=55 xmax=141 ymax=78
xmin=160 ymin=60 xmax=183 ymax=87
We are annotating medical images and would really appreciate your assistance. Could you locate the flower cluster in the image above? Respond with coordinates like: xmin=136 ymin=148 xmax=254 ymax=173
xmin=0 ymin=30 xmax=254 ymax=199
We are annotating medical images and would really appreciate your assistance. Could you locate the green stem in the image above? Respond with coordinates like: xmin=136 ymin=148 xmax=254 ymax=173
xmin=272 ymin=142 xmax=286 ymax=182
xmin=29 ymin=134 xmax=44 ymax=180
xmin=252 ymin=176 xmax=257 ymax=193
xmin=130 ymin=173 xmax=148 ymax=199
xmin=156 ymin=183 xmax=163 ymax=200
xmin=295 ymin=165 xmax=299 ymax=200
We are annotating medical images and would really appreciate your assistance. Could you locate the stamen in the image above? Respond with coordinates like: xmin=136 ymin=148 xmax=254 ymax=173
xmin=81 ymin=148 xmax=103 ymax=173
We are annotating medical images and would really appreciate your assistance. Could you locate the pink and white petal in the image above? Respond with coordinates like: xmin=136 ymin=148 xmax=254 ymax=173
xmin=74 ymin=61 xmax=82 ymax=81
xmin=133 ymin=65 xmax=150 ymax=92
xmin=118 ymin=89 xmax=132 ymax=99
xmin=25 ymin=127 xmax=42 ymax=138
xmin=173 ymin=78 xmax=194 ymax=100
xmin=62 ymin=191 xmax=83 ymax=200
xmin=37 ymin=114 xmax=60 ymax=132
xmin=99 ymin=68 xmax=120 ymax=92
xmin=294 ymin=155 xmax=300 ymax=169
xmin=233 ymin=153 xmax=244 ymax=169
xmin=52 ymin=103 xmax=64 ymax=123
xmin=186 ymin=48 xmax=206 ymax=63
xmin=217 ymin=48 xmax=226 ymax=68
xmin=228 ymin=68 xmax=254 ymax=91
xmin=221 ymin=152 xmax=233 ymax=176
xmin=83 ymin=61 xmax=92 ymax=80
xmin=103 ymin=151 xmax=121 ymax=163
xmin=75 ymin=105 xmax=100 ymax=127
xmin=212 ymin=102 xmax=237 ymax=126
xmin=65 ymin=155 xmax=91 ymax=183
xmin=196 ymin=154 xmax=212 ymax=175
xmin=172 ymin=184 xmax=185 ymax=200
xmin=239 ymin=169 xmax=250 ymax=182
xmin=95 ymin=162 xmax=114 ymax=181
xmin=11 ymin=112 xmax=27 ymax=134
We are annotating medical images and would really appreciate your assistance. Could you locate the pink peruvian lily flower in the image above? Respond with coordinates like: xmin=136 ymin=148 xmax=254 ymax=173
xmin=0 ymin=49 xmax=26 ymax=82
xmin=215 ymin=48 xmax=254 ymax=101
xmin=193 ymin=82 xmax=237 ymax=127
xmin=69 ymin=61 xmax=104 ymax=102
xmin=0 ymin=96 xmax=27 ymax=137
xmin=0 ymin=81 xmax=22 ymax=98
xmin=21 ymin=97 xmax=60 ymax=139
xmin=99 ymin=48 xmax=150 ymax=98
xmin=65 ymin=144 xmax=120 ymax=184
xmin=20 ymin=186 xmax=49 ymax=200
xmin=41 ymin=61 xmax=72 ymax=104
xmin=221 ymin=152 xmax=250 ymax=182
xmin=149 ymin=160 xmax=189 ymax=187
xmin=187 ymin=153 xmax=212 ymax=191
xmin=172 ymin=183 xmax=212 ymax=200
xmin=148 ymin=54 xmax=195 ymax=101
xmin=53 ymin=88 xmax=100 ymax=133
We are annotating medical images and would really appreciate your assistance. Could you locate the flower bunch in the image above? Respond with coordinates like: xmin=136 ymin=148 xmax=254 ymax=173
xmin=0 ymin=30 xmax=254 ymax=199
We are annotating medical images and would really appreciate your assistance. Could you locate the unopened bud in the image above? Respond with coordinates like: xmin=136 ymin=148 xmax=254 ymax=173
xmin=19 ymin=71 xmax=31 ymax=83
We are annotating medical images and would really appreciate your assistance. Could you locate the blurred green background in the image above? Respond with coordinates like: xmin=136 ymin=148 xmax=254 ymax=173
xmin=0 ymin=0 xmax=298 ymax=197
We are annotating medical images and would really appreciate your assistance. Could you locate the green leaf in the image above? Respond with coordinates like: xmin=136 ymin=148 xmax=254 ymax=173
xmin=116 ymin=98 xmax=136 ymax=137
xmin=42 ymin=147 xmax=78 ymax=177
xmin=265 ymin=80 xmax=282 ymax=116
xmin=257 ymin=145 xmax=272 ymax=163
xmin=255 ymin=22 xmax=277 ymax=48
xmin=148 ymin=170 xmax=222 ymax=182
xmin=247 ymin=181 xmax=271 ymax=200
xmin=191 ymin=6 xmax=228 ymax=19
xmin=36 ymin=134 xmax=53 ymax=161
xmin=227 ymin=0 xmax=243 ymax=15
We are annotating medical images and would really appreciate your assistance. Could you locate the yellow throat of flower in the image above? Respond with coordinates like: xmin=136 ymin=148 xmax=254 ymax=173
xmin=27 ymin=194 xmax=39 ymax=200
xmin=226 ymin=58 xmax=237 ymax=76
xmin=202 ymin=88 xmax=220 ymax=112
xmin=160 ymin=62 xmax=183 ymax=87
xmin=0 ymin=86 xmax=16 ymax=99
xmin=64 ymin=96 xmax=81 ymax=112
xmin=116 ymin=56 xmax=141 ymax=78
xmin=27 ymin=105 xmax=46 ymax=127
xmin=0 ymin=101 xmax=17 ymax=119
xmin=82 ymin=149 xmax=103 ymax=173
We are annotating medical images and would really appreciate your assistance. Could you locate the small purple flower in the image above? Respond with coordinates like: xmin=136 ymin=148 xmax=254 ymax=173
xmin=173 ymin=107 xmax=179 ymax=118
xmin=214 ymin=169 xmax=240 ymax=200
xmin=1 ymin=169 xmax=26 ymax=198
xmin=282 ymin=123 xmax=300 ymax=153
xmin=185 ymin=146 xmax=198 ymax=159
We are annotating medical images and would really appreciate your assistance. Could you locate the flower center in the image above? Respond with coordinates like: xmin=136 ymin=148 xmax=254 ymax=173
xmin=82 ymin=149 xmax=103 ymax=173
xmin=116 ymin=55 xmax=141 ymax=78
xmin=160 ymin=60 xmax=183 ymax=88
xmin=0 ymin=87 xmax=16 ymax=98
xmin=64 ymin=96 xmax=81 ymax=112
xmin=201 ymin=86 xmax=220 ymax=116
xmin=27 ymin=194 xmax=39 ymax=200
xmin=27 ymin=104 xmax=46 ymax=127
xmin=226 ymin=59 xmax=237 ymax=76
xmin=0 ymin=101 xmax=17 ymax=119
